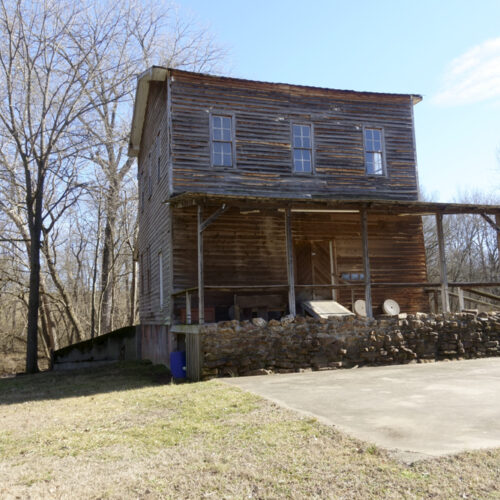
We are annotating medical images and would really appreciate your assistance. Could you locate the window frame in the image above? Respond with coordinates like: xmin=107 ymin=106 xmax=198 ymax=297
xmin=140 ymin=170 xmax=145 ymax=213
xmin=156 ymin=131 xmax=161 ymax=183
xmin=140 ymin=253 xmax=144 ymax=295
xmin=147 ymin=151 xmax=152 ymax=198
xmin=291 ymin=122 xmax=315 ymax=175
xmin=147 ymin=245 xmax=151 ymax=295
xmin=158 ymin=250 xmax=163 ymax=309
xmin=209 ymin=112 xmax=236 ymax=168
xmin=362 ymin=125 xmax=387 ymax=177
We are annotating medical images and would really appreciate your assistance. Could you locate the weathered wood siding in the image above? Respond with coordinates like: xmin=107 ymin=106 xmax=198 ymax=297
xmin=171 ymin=206 xmax=428 ymax=317
xmin=169 ymin=70 xmax=419 ymax=201
xmin=136 ymin=70 xmax=426 ymax=328
xmin=292 ymin=212 xmax=428 ymax=312
xmin=137 ymin=81 xmax=173 ymax=326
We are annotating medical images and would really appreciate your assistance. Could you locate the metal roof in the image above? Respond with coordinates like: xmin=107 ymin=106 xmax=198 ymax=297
xmin=167 ymin=192 xmax=500 ymax=215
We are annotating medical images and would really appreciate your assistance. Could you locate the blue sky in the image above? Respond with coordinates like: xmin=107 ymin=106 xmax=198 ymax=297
xmin=180 ymin=0 xmax=500 ymax=202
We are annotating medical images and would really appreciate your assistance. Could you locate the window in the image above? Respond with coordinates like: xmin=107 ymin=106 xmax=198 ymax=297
xmin=140 ymin=172 xmax=145 ymax=212
xmin=292 ymin=124 xmax=313 ymax=173
xmin=147 ymin=246 xmax=151 ymax=295
xmin=158 ymin=251 xmax=163 ymax=309
xmin=147 ymin=153 xmax=152 ymax=197
xmin=140 ymin=253 xmax=144 ymax=294
xmin=341 ymin=272 xmax=365 ymax=281
xmin=211 ymin=114 xmax=234 ymax=167
xmin=156 ymin=133 xmax=161 ymax=183
xmin=364 ymin=127 xmax=385 ymax=175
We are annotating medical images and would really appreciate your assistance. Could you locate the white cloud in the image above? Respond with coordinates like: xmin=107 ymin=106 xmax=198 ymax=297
xmin=433 ymin=38 xmax=500 ymax=106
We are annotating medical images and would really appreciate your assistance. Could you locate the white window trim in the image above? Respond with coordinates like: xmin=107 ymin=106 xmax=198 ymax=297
xmin=363 ymin=125 xmax=387 ymax=177
xmin=209 ymin=112 xmax=237 ymax=168
xmin=158 ymin=250 xmax=163 ymax=309
xmin=291 ymin=122 xmax=315 ymax=175
xmin=156 ymin=133 xmax=161 ymax=183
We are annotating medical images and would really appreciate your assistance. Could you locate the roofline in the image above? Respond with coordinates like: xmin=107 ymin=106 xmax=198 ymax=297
xmin=168 ymin=68 xmax=423 ymax=103
xmin=167 ymin=192 xmax=500 ymax=216
xmin=128 ymin=66 xmax=168 ymax=157
xmin=127 ymin=66 xmax=422 ymax=158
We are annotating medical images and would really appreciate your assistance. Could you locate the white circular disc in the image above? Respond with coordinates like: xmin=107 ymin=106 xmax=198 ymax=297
xmin=354 ymin=299 xmax=366 ymax=317
xmin=383 ymin=299 xmax=400 ymax=316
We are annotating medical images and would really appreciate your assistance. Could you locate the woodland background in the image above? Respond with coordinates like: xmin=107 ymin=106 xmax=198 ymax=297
xmin=0 ymin=0 xmax=498 ymax=373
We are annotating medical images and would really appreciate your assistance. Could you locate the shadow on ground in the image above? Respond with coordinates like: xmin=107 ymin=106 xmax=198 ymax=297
xmin=0 ymin=361 xmax=172 ymax=405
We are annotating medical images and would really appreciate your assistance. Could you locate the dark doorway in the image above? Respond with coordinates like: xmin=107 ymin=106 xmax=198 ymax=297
xmin=294 ymin=240 xmax=337 ymax=302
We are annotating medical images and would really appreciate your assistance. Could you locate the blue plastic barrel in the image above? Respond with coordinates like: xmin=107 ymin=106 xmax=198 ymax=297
xmin=170 ymin=350 xmax=186 ymax=378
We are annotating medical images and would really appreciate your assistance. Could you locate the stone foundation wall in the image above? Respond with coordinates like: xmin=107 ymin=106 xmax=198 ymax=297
xmin=200 ymin=312 xmax=500 ymax=378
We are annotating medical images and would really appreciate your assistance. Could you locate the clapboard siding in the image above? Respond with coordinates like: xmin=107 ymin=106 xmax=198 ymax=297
xmin=135 ymin=70 xmax=427 ymax=326
xmin=137 ymin=81 xmax=172 ymax=325
xmin=169 ymin=70 xmax=419 ymax=201
xmin=171 ymin=206 xmax=428 ymax=316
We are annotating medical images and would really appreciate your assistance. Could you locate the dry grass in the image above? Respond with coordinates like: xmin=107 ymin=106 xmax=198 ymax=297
xmin=0 ymin=362 xmax=499 ymax=499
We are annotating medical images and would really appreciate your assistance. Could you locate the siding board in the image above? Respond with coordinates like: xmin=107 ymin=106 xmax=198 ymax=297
xmin=169 ymin=72 xmax=419 ymax=201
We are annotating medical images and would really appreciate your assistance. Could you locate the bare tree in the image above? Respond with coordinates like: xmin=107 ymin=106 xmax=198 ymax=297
xmin=424 ymin=192 xmax=500 ymax=311
xmin=0 ymin=0 xmax=128 ymax=372
xmin=76 ymin=0 xmax=226 ymax=335
xmin=0 ymin=0 xmax=227 ymax=371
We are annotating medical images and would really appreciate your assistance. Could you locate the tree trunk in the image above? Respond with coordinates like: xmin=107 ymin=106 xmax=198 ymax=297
xmin=26 ymin=202 xmax=43 ymax=374
xmin=99 ymin=196 xmax=117 ymax=335
xmin=130 ymin=258 xmax=138 ymax=325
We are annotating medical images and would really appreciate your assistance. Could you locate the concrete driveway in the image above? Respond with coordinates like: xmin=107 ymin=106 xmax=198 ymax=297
xmin=224 ymin=358 xmax=500 ymax=460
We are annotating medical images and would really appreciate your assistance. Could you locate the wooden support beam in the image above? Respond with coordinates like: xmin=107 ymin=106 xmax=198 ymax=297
xmin=463 ymin=287 xmax=500 ymax=302
xmin=200 ymin=204 xmax=229 ymax=232
xmin=197 ymin=204 xmax=204 ymax=324
xmin=285 ymin=208 xmax=296 ymax=316
xmin=480 ymin=213 xmax=500 ymax=269
xmin=496 ymin=215 xmax=500 ymax=259
xmin=360 ymin=208 xmax=373 ymax=318
xmin=186 ymin=292 xmax=192 ymax=325
xmin=329 ymin=240 xmax=337 ymax=301
xmin=480 ymin=213 xmax=500 ymax=233
xmin=457 ymin=287 xmax=465 ymax=311
xmin=447 ymin=291 xmax=498 ymax=309
xmin=436 ymin=213 xmax=450 ymax=313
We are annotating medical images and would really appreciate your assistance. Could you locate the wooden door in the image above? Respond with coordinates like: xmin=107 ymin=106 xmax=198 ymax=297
xmin=295 ymin=240 xmax=337 ymax=301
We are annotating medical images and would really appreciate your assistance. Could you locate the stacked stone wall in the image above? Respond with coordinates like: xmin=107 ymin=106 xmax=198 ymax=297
xmin=200 ymin=312 xmax=500 ymax=378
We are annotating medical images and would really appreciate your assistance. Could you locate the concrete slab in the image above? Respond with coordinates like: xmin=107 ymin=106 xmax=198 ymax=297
xmin=224 ymin=358 xmax=500 ymax=460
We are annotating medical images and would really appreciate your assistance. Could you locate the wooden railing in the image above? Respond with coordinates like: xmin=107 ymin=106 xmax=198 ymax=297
xmin=426 ymin=286 xmax=500 ymax=313
xmin=172 ymin=281 xmax=500 ymax=325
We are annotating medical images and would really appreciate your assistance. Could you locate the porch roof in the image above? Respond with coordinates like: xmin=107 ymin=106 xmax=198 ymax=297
xmin=167 ymin=192 xmax=500 ymax=216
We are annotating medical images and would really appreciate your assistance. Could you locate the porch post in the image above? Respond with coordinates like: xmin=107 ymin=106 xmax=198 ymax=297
xmin=360 ymin=208 xmax=373 ymax=318
xmin=496 ymin=215 xmax=500 ymax=259
xmin=457 ymin=287 xmax=465 ymax=312
xmin=285 ymin=208 xmax=296 ymax=316
xmin=197 ymin=204 xmax=204 ymax=324
xmin=435 ymin=213 xmax=450 ymax=313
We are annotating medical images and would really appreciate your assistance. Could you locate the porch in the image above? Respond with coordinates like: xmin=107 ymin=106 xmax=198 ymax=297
xmin=169 ymin=193 xmax=500 ymax=322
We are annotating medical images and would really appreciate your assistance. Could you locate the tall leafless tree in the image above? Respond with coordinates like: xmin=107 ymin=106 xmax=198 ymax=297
xmin=0 ymin=0 xmax=227 ymax=372
xmin=0 ymin=0 xmax=128 ymax=372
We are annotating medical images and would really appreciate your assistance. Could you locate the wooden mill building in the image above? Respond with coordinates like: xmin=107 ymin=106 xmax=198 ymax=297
xmin=128 ymin=67 xmax=500 ymax=367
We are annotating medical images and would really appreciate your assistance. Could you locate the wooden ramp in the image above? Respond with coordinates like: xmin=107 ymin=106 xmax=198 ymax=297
xmin=302 ymin=300 xmax=354 ymax=319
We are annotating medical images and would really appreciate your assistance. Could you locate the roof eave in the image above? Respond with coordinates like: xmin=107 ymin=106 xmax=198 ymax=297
xmin=127 ymin=66 xmax=168 ymax=157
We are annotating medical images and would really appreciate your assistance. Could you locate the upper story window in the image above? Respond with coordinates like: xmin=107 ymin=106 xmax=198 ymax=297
xmin=364 ymin=127 xmax=385 ymax=175
xmin=156 ymin=132 xmax=161 ymax=183
xmin=211 ymin=114 xmax=234 ymax=167
xmin=292 ymin=124 xmax=313 ymax=173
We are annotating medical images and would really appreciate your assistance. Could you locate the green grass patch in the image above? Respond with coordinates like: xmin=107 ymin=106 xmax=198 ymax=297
xmin=0 ymin=362 xmax=499 ymax=499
